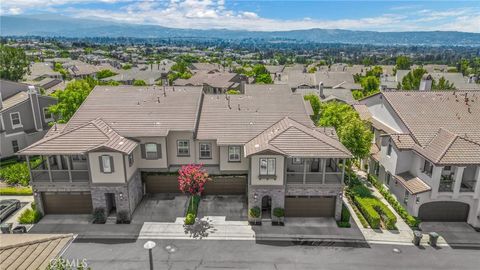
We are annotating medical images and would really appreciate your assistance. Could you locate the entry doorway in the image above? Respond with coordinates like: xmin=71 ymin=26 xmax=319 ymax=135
xmin=261 ymin=196 xmax=272 ymax=219
xmin=105 ymin=193 xmax=117 ymax=214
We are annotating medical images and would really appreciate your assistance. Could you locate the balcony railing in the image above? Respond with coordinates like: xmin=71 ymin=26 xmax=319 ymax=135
xmin=460 ymin=180 xmax=476 ymax=192
xmin=31 ymin=169 xmax=90 ymax=183
xmin=286 ymin=172 xmax=343 ymax=185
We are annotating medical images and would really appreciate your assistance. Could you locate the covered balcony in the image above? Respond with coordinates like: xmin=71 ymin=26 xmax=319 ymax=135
xmin=286 ymin=158 xmax=345 ymax=186
xmin=28 ymin=155 xmax=90 ymax=183
xmin=460 ymin=165 xmax=478 ymax=193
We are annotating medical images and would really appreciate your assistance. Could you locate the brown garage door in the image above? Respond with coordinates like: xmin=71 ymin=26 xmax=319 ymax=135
xmin=203 ymin=176 xmax=247 ymax=195
xmin=144 ymin=175 xmax=181 ymax=194
xmin=418 ymin=201 xmax=469 ymax=221
xmin=42 ymin=192 xmax=93 ymax=214
xmin=285 ymin=196 xmax=336 ymax=217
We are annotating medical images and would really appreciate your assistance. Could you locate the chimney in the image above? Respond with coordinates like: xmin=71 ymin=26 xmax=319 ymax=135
xmin=318 ymin=82 xmax=324 ymax=98
xmin=419 ymin=74 xmax=432 ymax=91
xmin=28 ymin=85 xmax=42 ymax=131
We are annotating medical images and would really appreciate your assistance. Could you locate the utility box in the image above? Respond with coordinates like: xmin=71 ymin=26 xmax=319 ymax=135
xmin=428 ymin=232 xmax=439 ymax=247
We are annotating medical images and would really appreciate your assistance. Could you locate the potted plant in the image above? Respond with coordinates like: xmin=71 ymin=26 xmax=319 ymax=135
xmin=92 ymin=207 xmax=106 ymax=224
xmin=116 ymin=210 xmax=131 ymax=224
xmin=273 ymin=207 xmax=285 ymax=226
xmin=248 ymin=206 xmax=261 ymax=225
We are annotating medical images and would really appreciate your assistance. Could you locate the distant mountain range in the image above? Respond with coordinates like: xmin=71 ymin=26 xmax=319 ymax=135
xmin=2 ymin=15 xmax=480 ymax=46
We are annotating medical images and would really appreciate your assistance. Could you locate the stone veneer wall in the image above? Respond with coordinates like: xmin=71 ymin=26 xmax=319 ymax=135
xmin=248 ymin=185 xmax=285 ymax=218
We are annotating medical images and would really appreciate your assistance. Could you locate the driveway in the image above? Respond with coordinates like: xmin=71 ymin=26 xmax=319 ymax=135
xmin=131 ymin=194 xmax=187 ymax=224
xmin=420 ymin=222 xmax=480 ymax=248
xmin=197 ymin=195 xmax=247 ymax=221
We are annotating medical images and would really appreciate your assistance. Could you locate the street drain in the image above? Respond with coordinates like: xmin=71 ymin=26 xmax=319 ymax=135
xmin=392 ymin=248 xmax=401 ymax=254
xmin=165 ymin=244 xmax=178 ymax=253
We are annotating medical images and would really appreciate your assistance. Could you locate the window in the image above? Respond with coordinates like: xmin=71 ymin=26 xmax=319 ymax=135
xmin=145 ymin=143 xmax=158 ymax=159
xmin=10 ymin=112 xmax=22 ymax=128
xmin=228 ymin=146 xmax=241 ymax=162
xmin=177 ymin=140 xmax=190 ymax=156
xmin=12 ymin=140 xmax=19 ymax=153
xmin=374 ymin=162 xmax=380 ymax=176
xmin=386 ymin=172 xmax=391 ymax=185
xmin=386 ymin=143 xmax=392 ymax=157
xmin=72 ymin=155 xmax=86 ymax=161
xmin=43 ymin=107 xmax=53 ymax=122
xmin=423 ymin=160 xmax=433 ymax=177
xmin=443 ymin=166 xmax=451 ymax=171
xmin=260 ymin=158 xmax=276 ymax=176
xmin=100 ymin=155 xmax=113 ymax=173
xmin=292 ymin=158 xmax=303 ymax=164
xmin=403 ymin=190 xmax=409 ymax=205
xmin=128 ymin=153 xmax=134 ymax=167
xmin=199 ymin=142 xmax=212 ymax=159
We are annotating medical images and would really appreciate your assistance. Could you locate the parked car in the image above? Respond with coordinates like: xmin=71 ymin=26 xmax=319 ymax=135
xmin=0 ymin=199 xmax=21 ymax=222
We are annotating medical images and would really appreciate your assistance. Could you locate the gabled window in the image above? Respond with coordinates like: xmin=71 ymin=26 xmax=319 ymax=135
xmin=43 ymin=107 xmax=53 ymax=122
xmin=10 ymin=112 xmax=22 ymax=129
xmin=228 ymin=146 xmax=241 ymax=162
xmin=422 ymin=160 xmax=433 ymax=177
xmin=12 ymin=140 xmax=19 ymax=153
xmin=99 ymin=155 xmax=114 ymax=174
xmin=260 ymin=158 xmax=276 ymax=176
xmin=199 ymin=142 xmax=212 ymax=159
xmin=177 ymin=140 xmax=190 ymax=156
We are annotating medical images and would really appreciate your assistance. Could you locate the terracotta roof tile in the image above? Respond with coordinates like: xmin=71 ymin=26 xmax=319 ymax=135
xmin=394 ymin=172 xmax=431 ymax=195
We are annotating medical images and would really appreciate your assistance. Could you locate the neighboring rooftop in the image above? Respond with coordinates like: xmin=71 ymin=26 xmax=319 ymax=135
xmin=175 ymin=71 xmax=239 ymax=88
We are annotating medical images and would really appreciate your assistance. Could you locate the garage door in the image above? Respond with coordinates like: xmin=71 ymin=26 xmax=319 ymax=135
xmin=42 ymin=192 xmax=93 ymax=214
xmin=285 ymin=196 xmax=336 ymax=217
xmin=144 ymin=175 xmax=180 ymax=193
xmin=418 ymin=201 xmax=469 ymax=221
xmin=203 ymin=176 xmax=247 ymax=195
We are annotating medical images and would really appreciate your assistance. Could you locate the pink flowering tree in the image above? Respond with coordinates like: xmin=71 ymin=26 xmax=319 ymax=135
xmin=178 ymin=164 xmax=210 ymax=211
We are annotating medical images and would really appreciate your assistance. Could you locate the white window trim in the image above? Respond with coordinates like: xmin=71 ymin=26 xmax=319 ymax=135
xmin=177 ymin=140 xmax=190 ymax=156
xmin=259 ymin=158 xmax=276 ymax=176
xmin=10 ymin=112 xmax=22 ymax=129
xmin=43 ymin=107 xmax=53 ymax=122
xmin=199 ymin=142 xmax=212 ymax=159
xmin=228 ymin=146 xmax=241 ymax=162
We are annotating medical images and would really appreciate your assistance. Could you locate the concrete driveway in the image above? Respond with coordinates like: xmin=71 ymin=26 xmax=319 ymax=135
xmin=197 ymin=195 xmax=247 ymax=221
xmin=420 ymin=222 xmax=480 ymax=248
xmin=131 ymin=194 xmax=187 ymax=224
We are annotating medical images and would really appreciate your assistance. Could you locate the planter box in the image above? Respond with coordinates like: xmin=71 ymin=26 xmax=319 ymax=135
xmin=248 ymin=217 xmax=262 ymax=226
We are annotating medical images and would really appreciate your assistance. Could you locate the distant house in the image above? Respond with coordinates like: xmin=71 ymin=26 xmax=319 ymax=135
xmin=63 ymin=60 xmax=101 ymax=79
xmin=0 ymin=80 xmax=57 ymax=159
xmin=24 ymin=62 xmax=61 ymax=81
xmin=174 ymin=70 xmax=245 ymax=94
xmin=189 ymin=63 xmax=224 ymax=73
xmin=102 ymin=66 xmax=165 ymax=85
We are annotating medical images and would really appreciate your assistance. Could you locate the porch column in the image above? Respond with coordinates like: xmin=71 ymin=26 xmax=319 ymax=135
xmin=46 ymin=155 xmax=53 ymax=182
xmin=341 ymin=159 xmax=346 ymax=184
xmin=322 ymin=158 xmax=327 ymax=184
xmin=474 ymin=166 xmax=480 ymax=199
xmin=453 ymin=166 xmax=465 ymax=199
xmin=66 ymin=156 xmax=73 ymax=182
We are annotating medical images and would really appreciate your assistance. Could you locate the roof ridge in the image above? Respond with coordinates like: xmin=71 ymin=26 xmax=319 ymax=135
xmin=429 ymin=128 xmax=458 ymax=163
xmin=243 ymin=116 xmax=290 ymax=145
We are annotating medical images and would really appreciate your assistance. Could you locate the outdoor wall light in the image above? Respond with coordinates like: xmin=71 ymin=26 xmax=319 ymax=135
xmin=119 ymin=192 xmax=124 ymax=200
xmin=253 ymin=193 xmax=258 ymax=201
xmin=416 ymin=197 xmax=420 ymax=204
xmin=33 ymin=189 xmax=38 ymax=197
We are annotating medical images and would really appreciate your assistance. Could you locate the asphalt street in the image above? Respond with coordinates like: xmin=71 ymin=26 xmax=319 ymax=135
xmin=64 ymin=238 xmax=480 ymax=270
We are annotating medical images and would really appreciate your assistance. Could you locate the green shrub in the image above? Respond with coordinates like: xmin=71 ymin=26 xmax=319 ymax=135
xmin=186 ymin=195 xmax=200 ymax=216
xmin=373 ymin=203 xmax=397 ymax=230
xmin=337 ymin=221 xmax=351 ymax=228
xmin=348 ymin=197 xmax=369 ymax=228
xmin=368 ymin=174 xmax=420 ymax=228
xmin=0 ymin=158 xmax=40 ymax=186
xmin=354 ymin=197 xmax=381 ymax=229
xmin=0 ymin=186 xmax=33 ymax=195
xmin=341 ymin=204 xmax=351 ymax=223
xmin=92 ymin=208 xmax=106 ymax=224
xmin=350 ymin=185 xmax=373 ymax=198
xmin=226 ymin=89 xmax=240 ymax=95
xmin=31 ymin=201 xmax=36 ymax=210
xmin=116 ymin=210 xmax=130 ymax=224
xmin=185 ymin=213 xmax=195 ymax=225
xmin=18 ymin=207 xmax=42 ymax=224
xmin=273 ymin=207 xmax=285 ymax=218
xmin=249 ymin=207 xmax=261 ymax=218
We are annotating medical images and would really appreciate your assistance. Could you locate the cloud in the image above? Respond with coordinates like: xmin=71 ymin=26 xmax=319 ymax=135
xmin=1 ymin=0 xmax=479 ymax=33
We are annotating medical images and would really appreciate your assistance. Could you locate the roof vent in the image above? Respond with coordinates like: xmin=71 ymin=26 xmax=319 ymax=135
xmin=157 ymin=96 xmax=160 ymax=103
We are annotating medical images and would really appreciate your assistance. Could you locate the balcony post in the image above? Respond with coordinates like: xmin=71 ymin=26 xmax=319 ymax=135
xmin=453 ymin=166 xmax=465 ymax=199
xmin=474 ymin=166 xmax=480 ymax=199
xmin=66 ymin=156 xmax=73 ymax=182
xmin=322 ymin=158 xmax=327 ymax=184
xmin=341 ymin=159 xmax=346 ymax=184
xmin=46 ymin=155 xmax=53 ymax=182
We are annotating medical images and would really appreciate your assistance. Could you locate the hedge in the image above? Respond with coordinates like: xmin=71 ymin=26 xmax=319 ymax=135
xmin=0 ymin=158 xmax=41 ymax=186
xmin=348 ymin=197 xmax=369 ymax=228
xmin=368 ymin=174 xmax=420 ymax=228
xmin=0 ymin=186 xmax=33 ymax=195
xmin=353 ymin=196 xmax=397 ymax=230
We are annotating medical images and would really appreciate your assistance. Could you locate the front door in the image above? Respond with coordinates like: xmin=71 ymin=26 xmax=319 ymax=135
xmin=105 ymin=193 xmax=117 ymax=214
xmin=261 ymin=196 xmax=272 ymax=219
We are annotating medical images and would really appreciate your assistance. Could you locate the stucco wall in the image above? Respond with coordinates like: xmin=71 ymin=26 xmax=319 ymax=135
xmin=361 ymin=94 xmax=408 ymax=133
xmin=194 ymin=140 xmax=220 ymax=165
xmin=135 ymin=137 xmax=168 ymax=169
xmin=89 ymin=152 xmax=126 ymax=183
xmin=166 ymin=131 xmax=195 ymax=166
xmin=250 ymin=155 xmax=285 ymax=186
xmin=219 ymin=145 xmax=249 ymax=172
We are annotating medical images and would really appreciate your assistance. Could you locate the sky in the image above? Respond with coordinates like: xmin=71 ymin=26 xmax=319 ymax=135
xmin=1 ymin=0 xmax=479 ymax=32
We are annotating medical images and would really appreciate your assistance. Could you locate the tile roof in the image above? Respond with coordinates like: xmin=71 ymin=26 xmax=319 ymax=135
xmin=1 ymin=92 xmax=29 ymax=112
xmin=196 ymin=84 xmax=314 ymax=145
xmin=353 ymin=104 xmax=398 ymax=134
xmin=390 ymin=134 xmax=417 ymax=150
xmin=394 ymin=172 xmax=431 ymax=195
xmin=370 ymin=144 xmax=381 ymax=161
xmin=0 ymin=234 xmax=73 ymax=270
xmin=63 ymin=85 xmax=203 ymax=137
xmin=19 ymin=118 xmax=138 ymax=155
xmin=175 ymin=71 xmax=238 ymax=88
xmin=244 ymin=117 xmax=352 ymax=158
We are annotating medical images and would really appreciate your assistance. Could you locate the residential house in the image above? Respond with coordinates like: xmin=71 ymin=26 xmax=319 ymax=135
xmin=174 ymin=70 xmax=245 ymax=94
xmin=19 ymin=84 xmax=351 ymax=223
xmin=189 ymin=63 xmax=224 ymax=73
xmin=103 ymin=66 xmax=166 ymax=85
xmin=355 ymin=91 xmax=480 ymax=227
xmin=24 ymin=62 xmax=61 ymax=82
xmin=0 ymin=80 xmax=57 ymax=159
